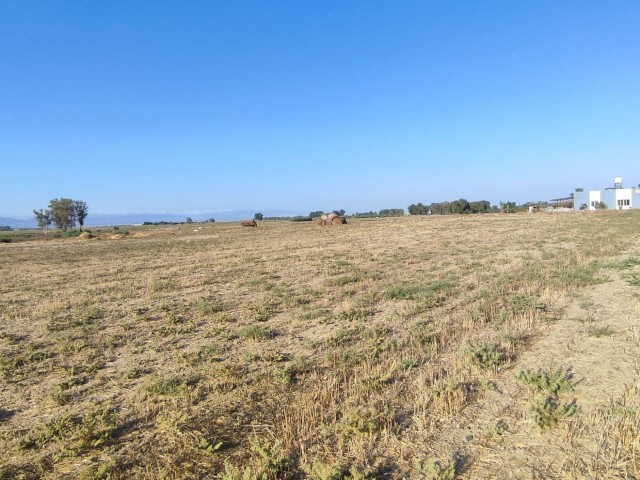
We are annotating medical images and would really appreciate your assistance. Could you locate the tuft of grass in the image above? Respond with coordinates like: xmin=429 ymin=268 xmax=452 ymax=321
xmin=411 ymin=322 xmax=438 ymax=352
xmin=239 ymin=324 xmax=275 ymax=340
xmin=337 ymin=305 xmax=372 ymax=322
xmin=593 ymin=256 xmax=640 ymax=270
xmin=588 ymin=325 xmax=615 ymax=337
xmin=626 ymin=272 xmax=640 ymax=286
xmin=326 ymin=274 xmax=365 ymax=287
xmin=147 ymin=375 xmax=194 ymax=396
xmin=383 ymin=278 xmax=454 ymax=303
xmin=192 ymin=297 xmax=224 ymax=315
xmin=250 ymin=303 xmax=278 ymax=322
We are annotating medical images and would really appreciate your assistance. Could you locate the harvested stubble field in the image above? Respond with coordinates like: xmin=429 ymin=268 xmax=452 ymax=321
xmin=1 ymin=213 xmax=640 ymax=479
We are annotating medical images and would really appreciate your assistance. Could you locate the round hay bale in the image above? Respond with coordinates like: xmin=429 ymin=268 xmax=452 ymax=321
xmin=321 ymin=214 xmax=328 ymax=221
xmin=78 ymin=232 xmax=93 ymax=240
xmin=327 ymin=213 xmax=338 ymax=220
xmin=331 ymin=217 xmax=342 ymax=226
xmin=315 ymin=218 xmax=326 ymax=226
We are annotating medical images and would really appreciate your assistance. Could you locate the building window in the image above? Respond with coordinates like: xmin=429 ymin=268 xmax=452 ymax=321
xmin=590 ymin=201 xmax=598 ymax=207
xmin=617 ymin=199 xmax=630 ymax=208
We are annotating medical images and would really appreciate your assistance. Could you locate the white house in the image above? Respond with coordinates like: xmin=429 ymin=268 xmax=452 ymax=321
xmin=573 ymin=177 xmax=640 ymax=211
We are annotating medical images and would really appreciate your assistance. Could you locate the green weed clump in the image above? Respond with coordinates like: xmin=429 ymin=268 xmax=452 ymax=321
xmin=593 ymin=256 xmax=640 ymax=270
xmin=531 ymin=397 xmax=579 ymax=429
xmin=415 ymin=458 xmax=457 ymax=480
xmin=518 ymin=367 xmax=579 ymax=429
xmin=147 ymin=375 xmax=195 ymax=396
xmin=588 ymin=325 xmax=615 ymax=337
xmin=384 ymin=278 xmax=454 ymax=302
xmin=193 ymin=297 xmax=224 ymax=315
xmin=239 ymin=324 xmax=275 ymax=340
xmin=517 ymin=367 xmax=574 ymax=395
xmin=465 ymin=341 xmax=505 ymax=370
xmin=626 ymin=272 xmax=640 ymax=286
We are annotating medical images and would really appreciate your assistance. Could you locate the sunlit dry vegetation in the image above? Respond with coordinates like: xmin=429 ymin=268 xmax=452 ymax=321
xmin=1 ymin=212 xmax=640 ymax=479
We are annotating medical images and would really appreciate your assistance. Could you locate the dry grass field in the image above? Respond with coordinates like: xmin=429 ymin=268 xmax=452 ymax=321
xmin=1 ymin=212 xmax=640 ymax=479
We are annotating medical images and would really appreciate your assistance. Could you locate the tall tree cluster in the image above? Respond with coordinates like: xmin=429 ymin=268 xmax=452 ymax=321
xmin=33 ymin=198 xmax=89 ymax=232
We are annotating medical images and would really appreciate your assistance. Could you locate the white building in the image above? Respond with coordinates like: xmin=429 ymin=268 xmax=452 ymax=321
xmin=573 ymin=177 xmax=640 ymax=211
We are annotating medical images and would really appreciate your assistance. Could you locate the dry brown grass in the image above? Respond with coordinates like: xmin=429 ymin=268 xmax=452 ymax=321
xmin=1 ymin=212 xmax=640 ymax=479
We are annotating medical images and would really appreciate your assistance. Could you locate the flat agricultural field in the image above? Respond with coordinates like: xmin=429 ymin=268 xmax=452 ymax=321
xmin=1 ymin=213 xmax=640 ymax=479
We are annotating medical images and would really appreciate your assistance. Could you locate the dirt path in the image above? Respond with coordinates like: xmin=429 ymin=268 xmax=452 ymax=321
xmin=457 ymin=245 xmax=640 ymax=479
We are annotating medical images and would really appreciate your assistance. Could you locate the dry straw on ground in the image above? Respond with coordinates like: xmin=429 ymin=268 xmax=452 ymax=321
xmin=1 ymin=212 xmax=639 ymax=479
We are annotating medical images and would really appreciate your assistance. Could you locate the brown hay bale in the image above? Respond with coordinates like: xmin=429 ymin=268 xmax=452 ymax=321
xmin=331 ymin=217 xmax=342 ymax=226
xmin=327 ymin=213 xmax=338 ymax=221
xmin=315 ymin=218 xmax=326 ymax=226
xmin=321 ymin=214 xmax=328 ymax=221
xmin=78 ymin=232 xmax=92 ymax=240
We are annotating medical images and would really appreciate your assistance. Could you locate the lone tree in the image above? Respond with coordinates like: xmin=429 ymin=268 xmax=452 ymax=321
xmin=254 ymin=213 xmax=263 ymax=221
xmin=33 ymin=209 xmax=52 ymax=233
xmin=185 ymin=217 xmax=193 ymax=224
xmin=73 ymin=200 xmax=89 ymax=232
xmin=49 ymin=198 xmax=77 ymax=231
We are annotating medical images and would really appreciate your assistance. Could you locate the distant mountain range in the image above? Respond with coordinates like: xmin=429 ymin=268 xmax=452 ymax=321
xmin=0 ymin=210 xmax=298 ymax=229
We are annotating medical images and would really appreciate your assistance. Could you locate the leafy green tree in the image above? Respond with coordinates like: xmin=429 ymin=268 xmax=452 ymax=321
xmin=408 ymin=203 xmax=429 ymax=215
xmin=332 ymin=209 xmax=346 ymax=217
xmin=48 ymin=198 xmax=76 ymax=231
xmin=430 ymin=202 xmax=451 ymax=215
xmin=596 ymin=202 xmax=607 ymax=210
xmin=499 ymin=201 xmax=516 ymax=214
xmin=33 ymin=208 xmax=52 ymax=233
xmin=309 ymin=211 xmax=324 ymax=218
xmin=254 ymin=213 xmax=264 ymax=221
xmin=469 ymin=200 xmax=491 ymax=213
xmin=450 ymin=198 xmax=470 ymax=214
xmin=73 ymin=200 xmax=89 ymax=231
xmin=185 ymin=217 xmax=193 ymax=224
xmin=579 ymin=203 xmax=588 ymax=210
xmin=379 ymin=208 xmax=404 ymax=217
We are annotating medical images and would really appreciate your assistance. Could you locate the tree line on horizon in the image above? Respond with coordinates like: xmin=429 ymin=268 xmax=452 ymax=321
xmin=407 ymin=198 xmax=558 ymax=215
xmin=408 ymin=199 xmax=493 ymax=215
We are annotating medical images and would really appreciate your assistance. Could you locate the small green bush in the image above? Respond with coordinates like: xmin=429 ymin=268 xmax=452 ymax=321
xmin=466 ymin=341 xmax=505 ymax=370
xmin=532 ymin=397 xmax=579 ymax=429
xmin=517 ymin=368 xmax=574 ymax=395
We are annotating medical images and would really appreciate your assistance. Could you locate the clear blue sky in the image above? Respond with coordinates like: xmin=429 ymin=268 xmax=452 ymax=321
xmin=1 ymin=1 xmax=639 ymax=218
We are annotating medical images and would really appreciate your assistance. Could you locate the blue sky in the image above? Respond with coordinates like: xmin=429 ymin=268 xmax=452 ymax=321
xmin=1 ymin=1 xmax=639 ymax=218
